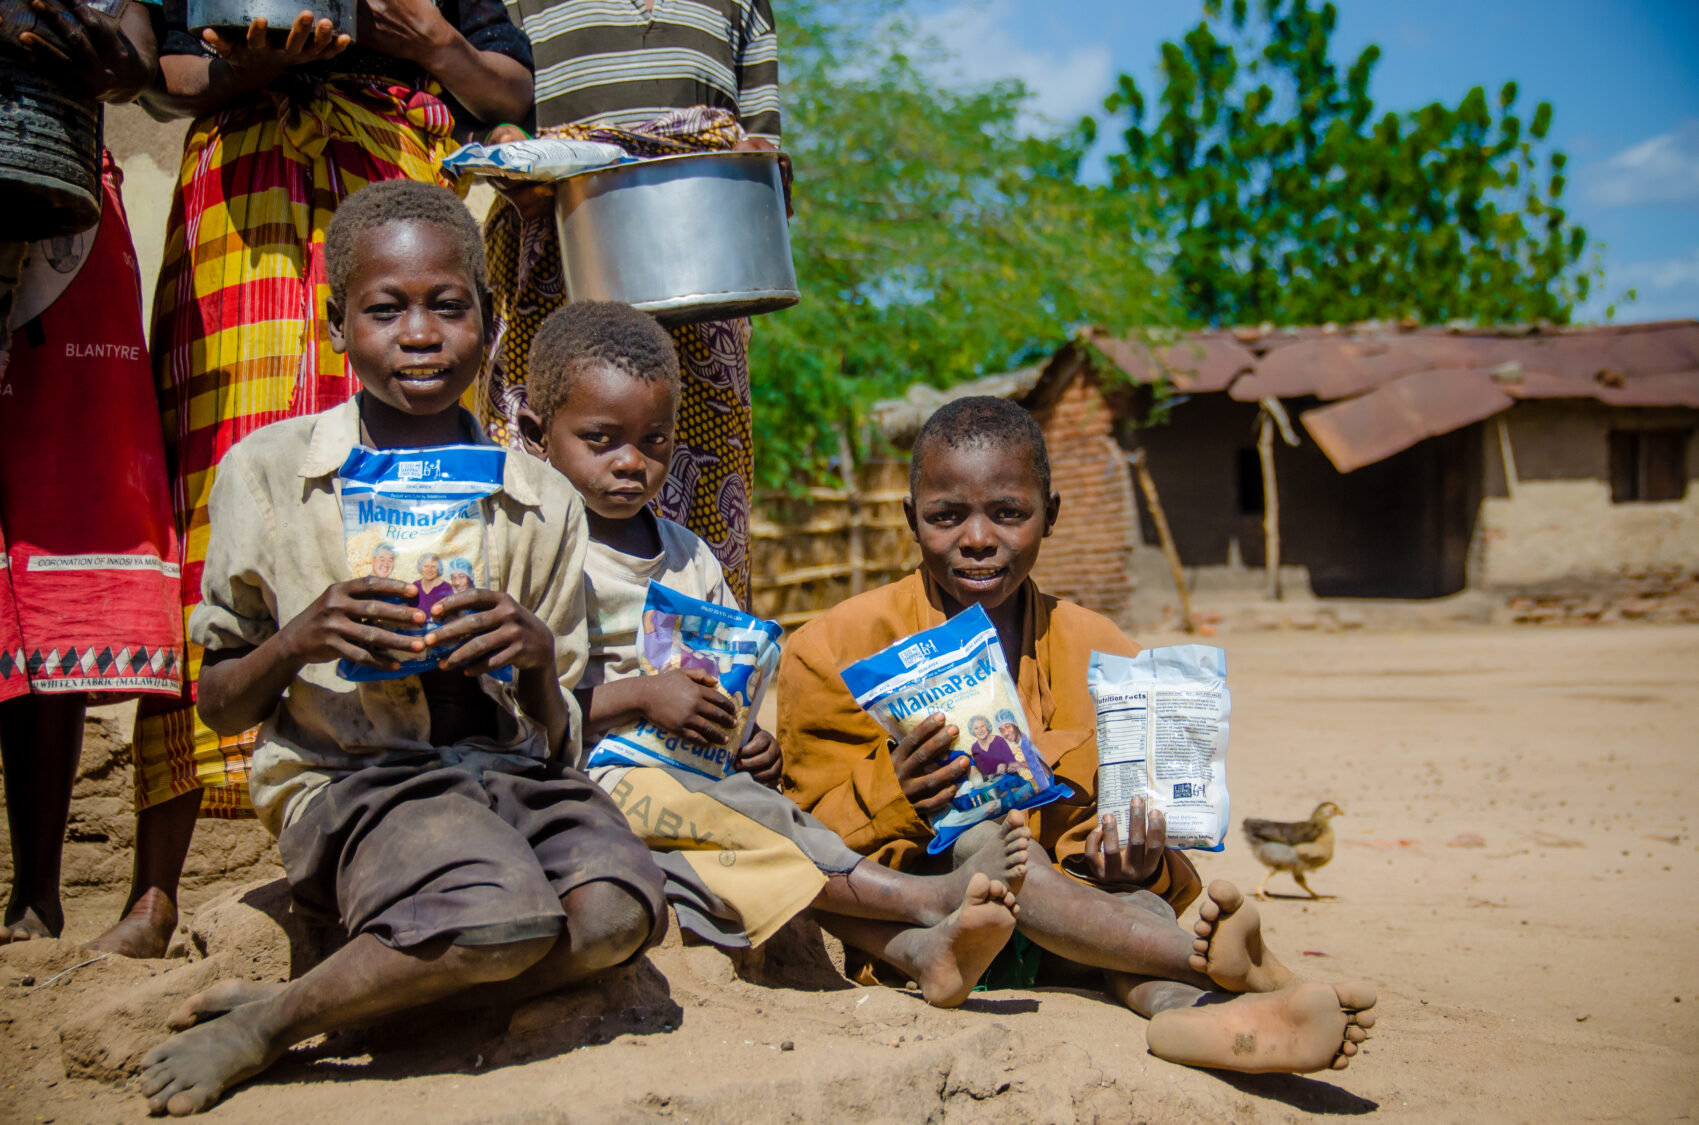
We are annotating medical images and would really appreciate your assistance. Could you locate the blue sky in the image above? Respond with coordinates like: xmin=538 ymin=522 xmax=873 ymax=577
xmin=907 ymin=0 xmax=1699 ymax=323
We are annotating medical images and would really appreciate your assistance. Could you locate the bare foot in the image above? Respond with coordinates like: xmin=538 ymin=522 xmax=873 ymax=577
xmin=0 ymin=902 xmax=60 ymax=945
xmin=1146 ymin=981 xmax=1378 ymax=1074
xmin=902 ymin=873 xmax=1018 ymax=1008
xmin=954 ymin=810 xmax=1033 ymax=904
xmin=87 ymin=888 xmax=178 ymax=959
xmin=167 ymin=979 xmax=287 ymax=1031
xmin=1189 ymin=880 xmax=1295 ymax=993
xmin=138 ymin=1007 xmax=283 ymax=1116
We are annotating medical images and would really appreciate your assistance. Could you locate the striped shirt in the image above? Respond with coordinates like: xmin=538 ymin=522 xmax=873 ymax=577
xmin=505 ymin=0 xmax=779 ymax=142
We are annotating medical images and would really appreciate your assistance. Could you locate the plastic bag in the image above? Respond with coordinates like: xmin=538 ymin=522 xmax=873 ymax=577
xmin=440 ymin=139 xmax=629 ymax=182
xmin=336 ymin=445 xmax=510 ymax=682
xmin=841 ymin=604 xmax=1071 ymax=855
xmin=585 ymin=582 xmax=783 ymax=780
xmin=1087 ymin=646 xmax=1231 ymax=851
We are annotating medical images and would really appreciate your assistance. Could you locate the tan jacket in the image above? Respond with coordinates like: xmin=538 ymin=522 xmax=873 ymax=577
xmin=190 ymin=398 xmax=589 ymax=835
xmin=777 ymin=570 xmax=1201 ymax=912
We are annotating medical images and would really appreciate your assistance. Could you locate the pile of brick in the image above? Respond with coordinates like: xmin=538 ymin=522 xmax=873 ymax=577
xmin=1504 ymin=569 xmax=1699 ymax=625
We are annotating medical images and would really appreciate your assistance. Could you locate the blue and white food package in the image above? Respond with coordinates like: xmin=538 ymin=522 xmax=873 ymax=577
xmin=336 ymin=445 xmax=509 ymax=683
xmin=586 ymin=582 xmax=783 ymax=780
xmin=440 ymin=139 xmax=628 ymax=182
xmin=841 ymin=604 xmax=1071 ymax=854
xmin=1087 ymin=646 xmax=1230 ymax=851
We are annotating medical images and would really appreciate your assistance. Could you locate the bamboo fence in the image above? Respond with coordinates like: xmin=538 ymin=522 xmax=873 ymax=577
xmin=748 ymin=456 xmax=918 ymax=627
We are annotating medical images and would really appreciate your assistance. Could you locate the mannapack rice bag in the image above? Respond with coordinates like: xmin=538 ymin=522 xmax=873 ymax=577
xmin=337 ymin=445 xmax=509 ymax=683
xmin=586 ymin=582 xmax=783 ymax=781
xmin=841 ymin=604 xmax=1071 ymax=854
xmin=1086 ymin=645 xmax=1231 ymax=851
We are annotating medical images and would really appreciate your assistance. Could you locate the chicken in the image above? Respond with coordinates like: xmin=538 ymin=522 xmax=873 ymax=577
xmin=1242 ymin=801 xmax=1343 ymax=900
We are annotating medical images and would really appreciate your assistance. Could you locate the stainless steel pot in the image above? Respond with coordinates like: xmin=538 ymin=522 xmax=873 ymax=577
xmin=551 ymin=150 xmax=799 ymax=324
xmin=185 ymin=0 xmax=357 ymax=38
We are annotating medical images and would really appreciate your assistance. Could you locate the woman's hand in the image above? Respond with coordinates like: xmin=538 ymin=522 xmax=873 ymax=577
xmin=201 ymin=11 xmax=349 ymax=80
xmin=356 ymin=0 xmax=453 ymax=65
xmin=484 ymin=123 xmax=558 ymax=224
xmin=733 ymin=135 xmax=792 ymax=216
xmin=9 ymin=0 xmax=156 ymax=102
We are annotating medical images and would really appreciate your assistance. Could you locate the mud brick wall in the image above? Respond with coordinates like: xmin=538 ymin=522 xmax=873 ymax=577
xmin=1028 ymin=377 xmax=1139 ymax=626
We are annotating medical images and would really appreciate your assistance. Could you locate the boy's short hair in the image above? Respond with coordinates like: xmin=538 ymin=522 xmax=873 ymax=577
xmin=325 ymin=179 xmax=488 ymax=307
xmin=526 ymin=301 xmax=680 ymax=425
xmin=910 ymin=395 xmax=1052 ymax=497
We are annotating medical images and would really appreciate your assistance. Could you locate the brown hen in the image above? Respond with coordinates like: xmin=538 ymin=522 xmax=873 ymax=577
xmin=1242 ymin=801 xmax=1343 ymax=900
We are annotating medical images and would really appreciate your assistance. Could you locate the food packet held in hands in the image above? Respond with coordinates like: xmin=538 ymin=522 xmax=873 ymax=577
xmin=1087 ymin=646 xmax=1230 ymax=851
xmin=336 ymin=445 xmax=510 ymax=683
xmin=586 ymin=583 xmax=783 ymax=780
xmin=841 ymin=604 xmax=1071 ymax=854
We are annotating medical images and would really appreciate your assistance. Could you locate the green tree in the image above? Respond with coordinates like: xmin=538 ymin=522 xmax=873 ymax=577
xmin=1105 ymin=0 xmax=1595 ymax=327
xmin=750 ymin=1 xmax=1164 ymax=490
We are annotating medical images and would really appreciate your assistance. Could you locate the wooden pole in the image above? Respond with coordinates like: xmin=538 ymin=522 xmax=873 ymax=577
xmin=1255 ymin=397 xmax=1298 ymax=602
xmin=1126 ymin=448 xmax=1196 ymax=633
xmin=1258 ymin=409 xmax=1281 ymax=601
xmin=839 ymin=429 xmax=866 ymax=598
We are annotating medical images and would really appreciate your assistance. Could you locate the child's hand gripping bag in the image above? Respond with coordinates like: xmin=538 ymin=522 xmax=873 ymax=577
xmin=586 ymin=582 xmax=783 ymax=779
xmin=336 ymin=445 xmax=511 ymax=683
xmin=1087 ymin=645 xmax=1231 ymax=851
xmin=840 ymin=604 xmax=1072 ymax=854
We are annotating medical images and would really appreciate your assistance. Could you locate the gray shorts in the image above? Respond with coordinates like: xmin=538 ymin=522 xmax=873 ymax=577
xmin=279 ymin=756 xmax=669 ymax=952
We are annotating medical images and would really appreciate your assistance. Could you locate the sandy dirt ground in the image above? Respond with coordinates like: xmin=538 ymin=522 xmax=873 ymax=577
xmin=2 ymin=623 xmax=1696 ymax=1123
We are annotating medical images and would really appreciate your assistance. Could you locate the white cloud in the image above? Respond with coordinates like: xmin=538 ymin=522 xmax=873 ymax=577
xmin=1580 ymin=119 xmax=1699 ymax=209
xmin=917 ymin=0 xmax=1114 ymax=130
xmin=1580 ymin=250 xmax=1699 ymax=323
xmin=1612 ymin=249 xmax=1699 ymax=293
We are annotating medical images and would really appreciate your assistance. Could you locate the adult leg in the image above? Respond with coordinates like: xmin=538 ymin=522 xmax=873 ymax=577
xmin=139 ymin=930 xmax=557 ymax=1115
xmin=0 ymin=693 xmax=86 ymax=942
xmin=87 ymin=787 xmax=201 ymax=957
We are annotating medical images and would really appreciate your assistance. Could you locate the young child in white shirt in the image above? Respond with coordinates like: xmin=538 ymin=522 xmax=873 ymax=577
xmin=521 ymin=300 xmax=1032 ymax=1006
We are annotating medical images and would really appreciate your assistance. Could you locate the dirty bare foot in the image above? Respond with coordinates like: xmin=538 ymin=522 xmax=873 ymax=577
xmin=87 ymin=888 xmax=178 ymax=959
xmin=1189 ymin=880 xmax=1295 ymax=993
xmin=167 ymin=980 xmax=287 ymax=1031
xmin=1146 ymin=981 xmax=1377 ymax=1074
xmin=1 ymin=903 xmax=59 ymax=945
xmin=954 ymin=810 xmax=1033 ymax=902
xmin=904 ymin=873 xmax=1018 ymax=1008
xmin=138 ymin=1007 xmax=283 ymax=1116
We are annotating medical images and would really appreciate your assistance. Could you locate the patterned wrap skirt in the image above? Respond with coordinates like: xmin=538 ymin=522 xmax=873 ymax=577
xmin=0 ymin=156 xmax=183 ymax=704
xmin=133 ymin=78 xmax=458 ymax=816
xmin=477 ymin=106 xmax=755 ymax=606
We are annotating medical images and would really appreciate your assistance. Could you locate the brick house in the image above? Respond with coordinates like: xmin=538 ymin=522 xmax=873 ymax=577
xmin=870 ymin=321 xmax=1699 ymax=627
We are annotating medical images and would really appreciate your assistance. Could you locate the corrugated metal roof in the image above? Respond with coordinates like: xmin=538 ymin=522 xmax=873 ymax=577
xmin=1300 ymin=370 xmax=1515 ymax=473
xmin=873 ymin=320 xmax=1699 ymax=471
